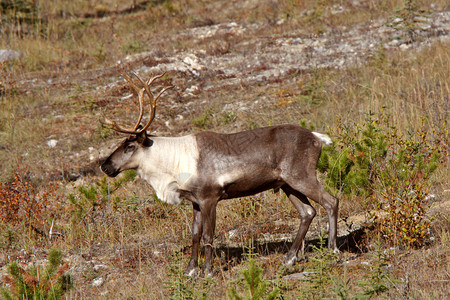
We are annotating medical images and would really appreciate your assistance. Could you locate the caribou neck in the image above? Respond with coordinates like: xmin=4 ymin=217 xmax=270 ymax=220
xmin=136 ymin=135 xmax=199 ymax=205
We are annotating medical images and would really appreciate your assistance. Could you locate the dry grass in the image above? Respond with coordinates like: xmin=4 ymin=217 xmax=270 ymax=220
xmin=1 ymin=0 xmax=449 ymax=299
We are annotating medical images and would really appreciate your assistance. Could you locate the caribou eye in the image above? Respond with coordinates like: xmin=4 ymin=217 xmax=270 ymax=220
xmin=124 ymin=144 xmax=136 ymax=153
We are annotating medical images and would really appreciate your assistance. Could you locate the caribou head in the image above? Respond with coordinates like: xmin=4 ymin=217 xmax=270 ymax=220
xmin=100 ymin=72 xmax=173 ymax=178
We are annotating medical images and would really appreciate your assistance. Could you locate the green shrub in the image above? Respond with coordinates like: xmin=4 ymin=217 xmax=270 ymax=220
xmin=358 ymin=236 xmax=396 ymax=297
xmin=302 ymin=235 xmax=337 ymax=298
xmin=122 ymin=40 xmax=143 ymax=55
xmin=0 ymin=247 xmax=72 ymax=300
xmin=319 ymin=111 xmax=388 ymax=196
xmin=329 ymin=259 xmax=352 ymax=300
xmin=164 ymin=250 xmax=211 ymax=300
xmin=369 ymin=120 xmax=446 ymax=247
xmin=220 ymin=111 xmax=237 ymax=126
xmin=228 ymin=249 xmax=279 ymax=300
xmin=69 ymin=170 xmax=137 ymax=222
xmin=297 ymin=71 xmax=327 ymax=106
xmin=192 ymin=107 xmax=215 ymax=129
xmin=391 ymin=0 xmax=429 ymax=42
xmin=320 ymin=110 xmax=448 ymax=247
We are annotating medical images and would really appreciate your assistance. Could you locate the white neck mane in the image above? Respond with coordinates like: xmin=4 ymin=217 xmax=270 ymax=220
xmin=136 ymin=135 xmax=199 ymax=204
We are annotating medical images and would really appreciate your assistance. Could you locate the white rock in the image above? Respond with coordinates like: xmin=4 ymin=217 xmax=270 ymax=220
xmin=425 ymin=194 xmax=436 ymax=201
xmin=47 ymin=139 xmax=58 ymax=148
xmin=227 ymin=229 xmax=238 ymax=239
xmin=92 ymin=277 xmax=105 ymax=287
xmin=400 ymin=44 xmax=410 ymax=51
xmin=389 ymin=39 xmax=400 ymax=46
xmin=283 ymin=272 xmax=316 ymax=280
xmin=93 ymin=264 xmax=108 ymax=272
xmin=121 ymin=93 xmax=133 ymax=100
xmin=0 ymin=49 xmax=21 ymax=62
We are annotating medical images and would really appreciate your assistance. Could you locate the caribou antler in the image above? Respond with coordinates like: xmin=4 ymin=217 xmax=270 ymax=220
xmin=101 ymin=72 xmax=173 ymax=134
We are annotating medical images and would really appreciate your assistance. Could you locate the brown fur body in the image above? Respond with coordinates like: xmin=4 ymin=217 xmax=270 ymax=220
xmin=101 ymin=124 xmax=339 ymax=277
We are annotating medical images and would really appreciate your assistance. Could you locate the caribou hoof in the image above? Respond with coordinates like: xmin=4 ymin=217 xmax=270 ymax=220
xmin=205 ymin=270 xmax=213 ymax=278
xmin=204 ymin=268 xmax=214 ymax=278
xmin=284 ymin=256 xmax=298 ymax=266
xmin=331 ymin=247 xmax=340 ymax=254
xmin=185 ymin=267 xmax=199 ymax=278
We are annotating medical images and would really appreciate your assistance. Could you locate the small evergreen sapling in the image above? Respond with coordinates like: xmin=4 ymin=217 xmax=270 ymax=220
xmin=1 ymin=247 xmax=72 ymax=300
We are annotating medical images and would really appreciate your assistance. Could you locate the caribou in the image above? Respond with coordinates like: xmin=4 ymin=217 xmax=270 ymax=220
xmin=100 ymin=72 xmax=339 ymax=277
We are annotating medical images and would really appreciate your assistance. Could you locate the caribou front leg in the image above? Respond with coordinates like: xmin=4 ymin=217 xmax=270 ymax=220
xmin=186 ymin=203 xmax=202 ymax=277
xmin=201 ymin=200 xmax=218 ymax=277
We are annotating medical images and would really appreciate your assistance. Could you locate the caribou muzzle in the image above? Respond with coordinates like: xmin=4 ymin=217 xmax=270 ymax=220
xmin=100 ymin=160 xmax=120 ymax=177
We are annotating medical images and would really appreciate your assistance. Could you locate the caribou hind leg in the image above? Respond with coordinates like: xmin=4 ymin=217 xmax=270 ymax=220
xmin=283 ymin=176 xmax=339 ymax=253
xmin=282 ymin=185 xmax=317 ymax=265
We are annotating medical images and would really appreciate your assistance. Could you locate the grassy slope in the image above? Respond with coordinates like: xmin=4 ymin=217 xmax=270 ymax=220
xmin=0 ymin=0 xmax=449 ymax=299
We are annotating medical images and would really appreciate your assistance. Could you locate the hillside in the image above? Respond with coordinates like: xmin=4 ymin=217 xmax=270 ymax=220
xmin=0 ymin=1 xmax=449 ymax=298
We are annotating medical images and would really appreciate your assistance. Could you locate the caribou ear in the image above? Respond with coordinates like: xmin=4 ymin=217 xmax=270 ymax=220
xmin=135 ymin=125 xmax=148 ymax=144
xmin=137 ymin=132 xmax=148 ymax=144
